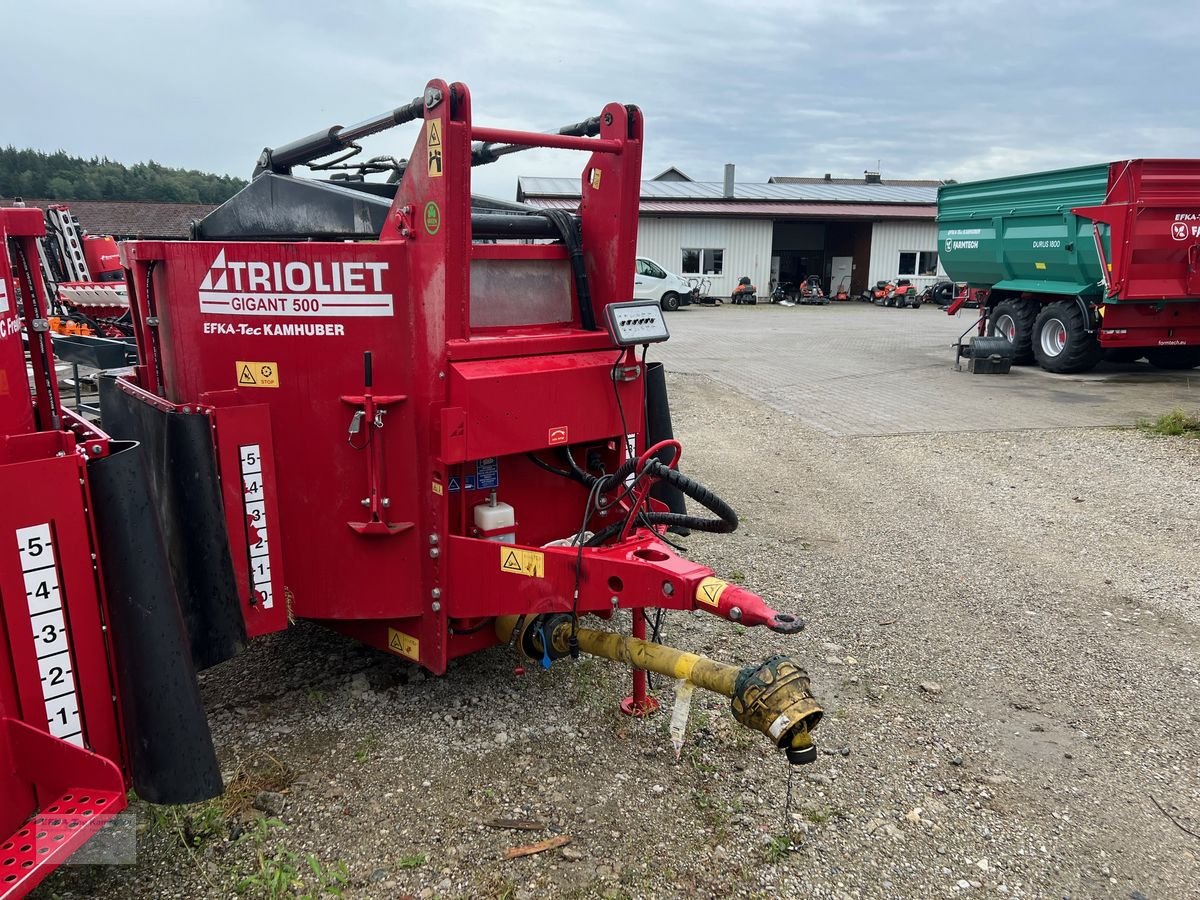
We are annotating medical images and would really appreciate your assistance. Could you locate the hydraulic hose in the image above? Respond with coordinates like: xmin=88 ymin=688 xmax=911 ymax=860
xmin=587 ymin=458 xmax=738 ymax=546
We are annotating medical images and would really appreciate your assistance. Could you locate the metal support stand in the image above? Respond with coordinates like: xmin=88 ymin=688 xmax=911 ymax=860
xmin=620 ymin=609 xmax=660 ymax=716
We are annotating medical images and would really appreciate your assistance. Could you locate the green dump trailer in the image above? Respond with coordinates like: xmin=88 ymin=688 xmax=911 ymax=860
xmin=937 ymin=159 xmax=1200 ymax=373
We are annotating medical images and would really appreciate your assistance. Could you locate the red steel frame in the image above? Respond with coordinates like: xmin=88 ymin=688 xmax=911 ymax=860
xmin=1 ymin=209 xmax=128 ymax=900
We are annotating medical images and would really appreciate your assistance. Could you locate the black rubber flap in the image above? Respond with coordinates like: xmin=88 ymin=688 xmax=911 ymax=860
xmin=88 ymin=440 xmax=223 ymax=804
xmin=98 ymin=377 xmax=245 ymax=670
xmin=644 ymin=361 xmax=689 ymax=529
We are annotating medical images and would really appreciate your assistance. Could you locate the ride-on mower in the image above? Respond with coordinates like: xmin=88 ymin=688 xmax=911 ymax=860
xmin=0 ymin=79 xmax=822 ymax=897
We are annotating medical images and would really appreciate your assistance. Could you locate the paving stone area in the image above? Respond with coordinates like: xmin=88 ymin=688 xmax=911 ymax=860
xmin=654 ymin=303 xmax=1199 ymax=436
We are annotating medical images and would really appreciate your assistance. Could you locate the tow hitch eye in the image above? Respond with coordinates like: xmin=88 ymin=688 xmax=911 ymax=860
xmin=695 ymin=580 xmax=806 ymax=635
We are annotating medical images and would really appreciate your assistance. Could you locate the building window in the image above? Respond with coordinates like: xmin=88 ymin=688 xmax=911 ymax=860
xmin=898 ymin=251 xmax=939 ymax=276
xmin=682 ymin=248 xmax=724 ymax=275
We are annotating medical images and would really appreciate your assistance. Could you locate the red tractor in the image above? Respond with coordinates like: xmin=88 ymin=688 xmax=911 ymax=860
xmin=0 ymin=79 xmax=823 ymax=897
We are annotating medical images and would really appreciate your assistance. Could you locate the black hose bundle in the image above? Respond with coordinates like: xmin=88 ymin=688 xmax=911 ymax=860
xmin=539 ymin=210 xmax=596 ymax=331
xmin=585 ymin=457 xmax=738 ymax=546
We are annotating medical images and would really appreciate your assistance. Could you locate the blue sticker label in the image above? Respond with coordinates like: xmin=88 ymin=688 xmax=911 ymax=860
xmin=448 ymin=460 xmax=498 ymax=492
xmin=476 ymin=457 xmax=499 ymax=490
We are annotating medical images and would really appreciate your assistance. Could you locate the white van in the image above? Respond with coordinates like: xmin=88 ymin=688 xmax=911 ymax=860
xmin=634 ymin=257 xmax=692 ymax=311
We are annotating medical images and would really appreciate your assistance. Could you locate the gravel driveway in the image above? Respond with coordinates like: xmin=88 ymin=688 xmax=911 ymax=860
xmin=38 ymin=334 xmax=1200 ymax=899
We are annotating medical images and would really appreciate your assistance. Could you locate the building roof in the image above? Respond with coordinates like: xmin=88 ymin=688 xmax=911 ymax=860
xmin=769 ymin=175 xmax=944 ymax=188
xmin=527 ymin=197 xmax=935 ymax=220
xmin=0 ymin=197 xmax=218 ymax=239
xmin=649 ymin=166 xmax=694 ymax=182
xmin=517 ymin=176 xmax=937 ymax=205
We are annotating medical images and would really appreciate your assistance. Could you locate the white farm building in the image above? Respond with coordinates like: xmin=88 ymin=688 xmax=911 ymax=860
xmin=518 ymin=166 xmax=947 ymax=298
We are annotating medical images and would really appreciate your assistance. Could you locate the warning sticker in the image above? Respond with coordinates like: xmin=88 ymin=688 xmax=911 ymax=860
xmin=589 ymin=168 xmax=602 ymax=190
xmin=427 ymin=123 xmax=444 ymax=178
xmin=695 ymin=577 xmax=729 ymax=608
xmin=236 ymin=360 xmax=279 ymax=388
xmin=387 ymin=627 xmax=420 ymax=661
xmin=432 ymin=480 xmax=444 ymax=496
xmin=500 ymin=546 xmax=544 ymax=578
xmin=548 ymin=425 xmax=569 ymax=445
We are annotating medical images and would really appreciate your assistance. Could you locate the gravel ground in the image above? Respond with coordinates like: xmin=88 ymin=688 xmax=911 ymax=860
xmin=37 ymin=373 xmax=1200 ymax=900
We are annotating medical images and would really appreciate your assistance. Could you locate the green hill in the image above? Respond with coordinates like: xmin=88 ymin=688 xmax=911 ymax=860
xmin=0 ymin=146 xmax=246 ymax=204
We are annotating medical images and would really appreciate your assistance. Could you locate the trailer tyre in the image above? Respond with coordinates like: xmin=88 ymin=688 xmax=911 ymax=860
xmin=988 ymin=299 xmax=1038 ymax=365
xmin=1146 ymin=347 xmax=1200 ymax=370
xmin=1032 ymin=301 xmax=1102 ymax=373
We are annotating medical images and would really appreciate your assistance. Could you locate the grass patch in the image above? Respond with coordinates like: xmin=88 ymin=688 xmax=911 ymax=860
xmin=145 ymin=752 xmax=294 ymax=850
xmin=396 ymin=853 xmax=427 ymax=869
xmin=762 ymin=834 xmax=795 ymax=864
xmin=237 ymin=817 xmax=348 ymax=898
xmin=1138 ymin=409 xmax=1200 ymax=437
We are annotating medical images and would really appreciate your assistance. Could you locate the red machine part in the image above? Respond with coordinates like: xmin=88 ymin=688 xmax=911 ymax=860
xmin=1074 ymin=159 xmax=1200 ymax=302
xmin=116 ymin=78 xmax=798 ymax=677
xmin=1 ymin=79 xmax=812 ymax=894
xmin=82 ymin=236 xmax=121 ymax=281
xmin=1071 ymin=159 xmax=1200 ymax=349
xmin=1 ymin=210 xmax=130 ymax=900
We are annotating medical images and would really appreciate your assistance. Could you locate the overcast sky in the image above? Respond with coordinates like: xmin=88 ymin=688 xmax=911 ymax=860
xmin=5 ymin=0 xmax=1199 ymax=199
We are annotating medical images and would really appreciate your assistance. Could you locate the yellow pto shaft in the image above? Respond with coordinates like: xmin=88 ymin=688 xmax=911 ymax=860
xmin=495 ymin=615 xmax=823 ymax=764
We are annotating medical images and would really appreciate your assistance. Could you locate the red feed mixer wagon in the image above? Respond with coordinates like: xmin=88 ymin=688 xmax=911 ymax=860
xmin=0 ymin=79 xmax=823 ymax=895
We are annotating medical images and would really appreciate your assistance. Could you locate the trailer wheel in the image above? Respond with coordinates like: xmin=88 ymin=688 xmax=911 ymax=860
xmin=661 ymin=292 xmax=680 ymax=312
xmin=988 ymin=299 xmax=1038 ymax=365
xmin=1146 ymin=347 xmax=1200 ymax=370
xmin=1032 ymin=301 xmax=1102 ymax=373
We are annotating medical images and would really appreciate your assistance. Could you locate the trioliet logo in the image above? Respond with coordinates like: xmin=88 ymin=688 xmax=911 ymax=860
xmin=198 ymin=249 xmax=394 ymax=317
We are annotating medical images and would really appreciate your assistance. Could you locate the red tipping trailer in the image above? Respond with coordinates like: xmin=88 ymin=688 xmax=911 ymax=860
xmin=939 ymin=159 xmax=1200 ymax=372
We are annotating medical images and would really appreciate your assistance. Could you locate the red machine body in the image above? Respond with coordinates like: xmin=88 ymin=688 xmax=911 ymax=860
xmin=1 ymin=79 xmax=805 ymax=895
xmin=117 ymin=79 xmax=793 ymax=674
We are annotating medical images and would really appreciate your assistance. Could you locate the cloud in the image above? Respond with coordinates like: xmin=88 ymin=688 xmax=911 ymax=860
xmin=2 ymin=0 xmax=1197 ymax=200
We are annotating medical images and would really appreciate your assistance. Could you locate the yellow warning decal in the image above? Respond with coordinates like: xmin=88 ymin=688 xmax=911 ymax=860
xmin=589 ymin=168 xmax=602 ymax=190
xmin=387 ymin=627 xmax=419 ymax=661
xmin=1034 ymin=262 xmax=1047 ymax=270
xmin=500 ymin=546 xmax=544 ymax=578
xmin=432 ymin=481 xmax=444 ymax=496
xmin=427 ymin=121 xmax=444 ymax=178
xmin=236 ymin=361 xmax=279 ymax=388
xmin=695 ymin=576 xmax=729 ymax=608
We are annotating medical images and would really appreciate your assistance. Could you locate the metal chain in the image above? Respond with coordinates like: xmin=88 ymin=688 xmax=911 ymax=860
xmin=782 ymin=763 xmax=796 ymax=837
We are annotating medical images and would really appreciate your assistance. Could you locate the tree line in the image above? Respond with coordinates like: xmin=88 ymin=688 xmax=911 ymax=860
xmin=0 ymin=146 xmax=247 ymax=204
